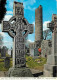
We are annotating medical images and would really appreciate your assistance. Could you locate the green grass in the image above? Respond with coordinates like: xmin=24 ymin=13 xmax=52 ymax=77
xmin=0 ymin=55 xmax=47 ymax=71
xmin=0 ymin=58 xmax=13 ymax=71
xmin=0 ymin=62 xmax=9 ymax=71
xmin=26 ymin=55 xmax=47 ymax=71
xmin=0 ymin=59 xmax=4 ymax=62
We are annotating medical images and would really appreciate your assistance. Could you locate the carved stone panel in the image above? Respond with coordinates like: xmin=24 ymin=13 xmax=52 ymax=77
xmin=15 ymin=57 xmax=26 ymax=67
xmin=15 ymin=7 xmax=23 ymax=16
xmin=2 ymin=21 xmax=10 ymax=32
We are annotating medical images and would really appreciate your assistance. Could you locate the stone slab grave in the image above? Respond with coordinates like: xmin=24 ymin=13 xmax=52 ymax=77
xmin=2 ymin=1 xmax=33 ymax=77
xmin=44 ymin=14 xmax=57 ymax=77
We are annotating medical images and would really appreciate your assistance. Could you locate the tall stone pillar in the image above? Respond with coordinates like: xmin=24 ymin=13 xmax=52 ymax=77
xmin=44 ymin=14 xmax=57 ymax=77
xmin=35 ymin=5 xmax=43 ymax=42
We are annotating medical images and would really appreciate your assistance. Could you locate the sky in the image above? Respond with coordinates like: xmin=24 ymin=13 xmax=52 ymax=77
xmin=0 ymin=0 xmax=57 ymax=49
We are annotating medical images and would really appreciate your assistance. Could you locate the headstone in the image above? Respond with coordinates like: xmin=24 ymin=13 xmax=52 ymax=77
xmin=41 ymin=40 xmax=52 ymax=58
xmin=1 ymin=46 xmax=6 ymax=58
xmin=44 ymin=14 xmax=57 ymax=77
xmin=4 ymin=57 xmax=10 ymax=68
xmin=2 ymin=1 xmax=33 ymax=77
xmin=29 ymin=42 xmax=39 ymax=58
xmin=29 ymin=42 xmax=35 ymax=57
xmin=34 ymin=48 xmax=39 ymax=56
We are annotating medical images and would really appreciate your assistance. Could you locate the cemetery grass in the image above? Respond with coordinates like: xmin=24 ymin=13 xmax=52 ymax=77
xmin=0 ymin=58 xmax=13 ymax=71
xmin=0 ymin=55 xmax=46 ymax=71
xmin=26 ymin=55 xmax=47 ymax=71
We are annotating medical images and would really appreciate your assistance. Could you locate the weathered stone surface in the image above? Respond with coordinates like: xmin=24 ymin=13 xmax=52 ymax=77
xmin=35 ymin=5 xmax=43 ymax=42
xmin=4 ymin=57 xmax=10 ymax=68
xmin=7 ymin=68 xmax=33 ymax=77
xmin=41 ymin=40 xmax=52 ymax=57
xmin=2 ymin=1 xmax=33 ymax=67
xmin=44 ymin=64 xmax=57 ymax=77
xmin=2 ymin=1 xmax=33 ymax=77
xmin=29 ymin=42 xmax=39 ymax=58
xmin=44 ymin=14 xmax=57 ymax=77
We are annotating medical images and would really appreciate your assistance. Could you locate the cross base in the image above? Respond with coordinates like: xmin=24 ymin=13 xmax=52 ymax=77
xmin=7 ymin=67 xmax=33 ymax=77
xmin=44 ymin=54 xmax=57 ymax=77
xmin=44 ymin=64 xmax=57 ymax=77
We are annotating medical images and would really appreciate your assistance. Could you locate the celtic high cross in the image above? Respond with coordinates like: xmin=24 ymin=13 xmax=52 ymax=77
xmin=2 ymin=1 xmax=33 ymax=68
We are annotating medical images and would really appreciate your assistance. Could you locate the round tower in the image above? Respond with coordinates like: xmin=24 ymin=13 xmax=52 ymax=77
xmin=35 ymin=5 xmax=43 ymax=42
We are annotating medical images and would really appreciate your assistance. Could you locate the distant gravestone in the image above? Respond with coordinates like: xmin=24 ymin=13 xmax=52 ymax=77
xmin=1 ymin=46 xmax=6 ymax=58
xmin=4 ymin=57 xmax=10 ymax=68
xmin=2 ymin=1 xmax=33 ymax=77
xmin=41 ymin=40 xmax=52 ymax=58
xmin=34 ymin=48 xmax=38 ymax=56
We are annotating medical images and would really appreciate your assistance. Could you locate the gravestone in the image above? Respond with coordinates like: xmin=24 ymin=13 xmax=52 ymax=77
xmin=41 ymin=40 xmax=52 ymax=58
xmin=34 ymin=48 xmax=39 ymax=56
xmin=1 ymin=46 xmax=6 ymax=58
xmin=44 ymin=14 xmax=57 ymax=77
xmin=29 ymin=42 xmax=40 ymax=58
xmin=4 ymin=57 xmax=10 ymax=68
xmin=2 ymin=1 xmax=33 ymax=77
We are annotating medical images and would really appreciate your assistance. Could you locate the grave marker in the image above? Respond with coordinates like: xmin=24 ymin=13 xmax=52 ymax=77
xmin=2 ymin=1 xmax=33 ymax=77
xmin=44 ymin=14 xmax=57 ymax=77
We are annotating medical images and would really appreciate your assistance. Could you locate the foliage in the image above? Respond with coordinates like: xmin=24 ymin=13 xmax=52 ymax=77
xmin=43 ymin=29 xmax=52 ymax=40
xmin=0 ymin=0 xmax=7 ymax=23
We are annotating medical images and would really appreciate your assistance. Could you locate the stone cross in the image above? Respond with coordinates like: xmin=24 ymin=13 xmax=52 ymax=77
xmin=44 ymin=14 xmax=57 ymax=77
xmin=2 ymin=1 xmax=33 ymax=68
xmin=47 ymin=14 xmax=57 ymax=55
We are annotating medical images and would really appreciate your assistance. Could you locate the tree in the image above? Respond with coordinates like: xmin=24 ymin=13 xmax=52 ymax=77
xmin=0 ymin=0 xmax=7 ymax=23
xmin=43 ymin=29 xmax=52 ymax=40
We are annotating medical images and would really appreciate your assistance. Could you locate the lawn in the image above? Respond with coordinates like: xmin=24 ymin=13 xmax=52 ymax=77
xmin=0 ymin=58 xmax=13 ymax=71
xmin=0 ymin=55 xmax=47 ymax=71
xmin=26 ymin=55 xmax=47 ymax=71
